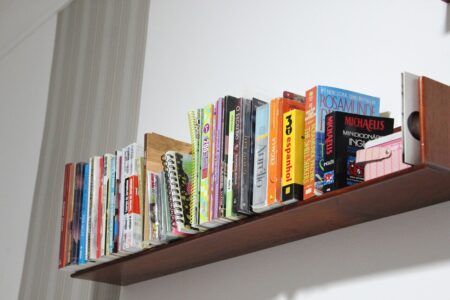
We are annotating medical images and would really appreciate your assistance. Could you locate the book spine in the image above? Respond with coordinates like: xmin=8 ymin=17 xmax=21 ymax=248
xmin=96 ymin=156 xmax=103 ymax=258
xmin=267 ymin=99 xmax=283 ymax=207
xmin=71 ymin=163 xmax=83 ymax=265
xmin=232 ymin=99 xmax=243 ymax=216
xmin=225 ymin=110 xmax=235 ymax=219
xmin=303 ymin=87 xmax=317 ymax=199
xmin=79 ymin=163 xmax=89 ymax=265
xmin=323 ymin=113 xmax=337 ymax=192
xmin=59 ymin=164 xmax=71 ymax=268
xmin=66 ymin=164 xmax=75 ymax=265
xmin=281 ymin=109 xmax=305 ymax=203
xmin=109 ymin=156 xmax=116 ymax=254
xmin=88 ymin=158 xmax=95 ymax=261
xmin=252 ymin=104 xmax=270 ymax=210
xmin=209 ymin=103 xmax=217 ymax=222
xmin=115 ymin=150 xmax=122 ymax=253
xmin=199 ymin=105 xmax=212 ymax=225
xmin=187 ymin=110 xmax=199 ymax=227
xmin=238 ymin=100 xmax=253 ymax=214
xmin=102 ymin=156 xmax=109 ymax=257
xmin=213 ymin=99 xmax=224 ymax=220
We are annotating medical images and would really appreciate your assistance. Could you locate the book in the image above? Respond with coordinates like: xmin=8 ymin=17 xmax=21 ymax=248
xmin=146 ymin=171 xmax=163 ymax=245
xmin=303 ymin=86 xmax=380 ymax=199
xmin=102 ymin=154 xmax=113 ymax=257
xmin=238 ymin=98 xmax=266 ymax=214
xmin=95 ymin=156 xmax=103 ymax=259
xmin=59 ymin=164 xmax=71 ymax=268
xmin=323 ymin=111 xmax=394 ymax=192
xmin=66 ymin=163 xmax=75 ymax=265
xmin=266 ymin=98 xmax=305 ymax=210
xmin=78 ymin=163 xmax=89 ymax=265
xmin=71 ymin=163 xmax=84 ymax=264
xmin=188 ymin=110 xmax=201 ymax=229
xmin=281 ymin=109 xmax=305 ymax=204
xmin=252 ymin=104 xmax=270 ymax=211
xmin=162 ymin=151 xmax=196 ymax=234
xmin=115 ymin=150 xmax=123 ymax=255
xmin=199 ymin=104 xmax=215 ymax=227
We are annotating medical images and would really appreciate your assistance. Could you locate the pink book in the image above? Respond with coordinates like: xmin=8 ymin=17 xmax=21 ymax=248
xmin=356 ymin=132 xmax=411 ymax=181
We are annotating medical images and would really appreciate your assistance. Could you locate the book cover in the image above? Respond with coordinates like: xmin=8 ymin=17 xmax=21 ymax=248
xmin=96 ymin=156 xmax=103 ymax=259
xmin=231 ymin=98 xmax=243 ymax=217
xmin=71 ymin=163 xmax=84 ymax=264
xmin=303 ymin=86 xmax=380 ymax=199
xmin=323 ymin=112 xmax=394 ymax=192
xmin=66 ymin=163 xmax=75 ymax=265
xmin=188 ymin=109 xmax=201 ymax=229
xmin=199 ymin=104 xmax=214 ymax=226
xmin=162 ymin=151 xmax=196 ymax=234
xmin=59 ymin=163 xmax=71 ymax=268
xmin=78 ymin=163 xmax=89 ymax=265
xmin=225 ymin=109 xmax=237 ymax=219
xmin=146 ymin=171 xmax=163 ymax=245
xmin=212 ymin=98 xmax=224 ymax=222
xmin=281 ymin=109 xmax=305 ymax=204
xmin=267 ymin=98 xmax=305 ymax=209
xmin=102 ymin=154 xmax=113 ymax=257
xmin=114 ymin=150 xmax=122 ymax=254
xmin=239 ymin=98 xmax=266 ymax=214
xmin=252 ymin=104 xmax=270 ymax=211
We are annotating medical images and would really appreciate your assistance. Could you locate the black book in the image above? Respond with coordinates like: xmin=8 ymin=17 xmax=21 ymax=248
xmin=323 ymin=111 xmax=394 ymax=192
xmin=238 ymin=98 xmax=266 ymax=214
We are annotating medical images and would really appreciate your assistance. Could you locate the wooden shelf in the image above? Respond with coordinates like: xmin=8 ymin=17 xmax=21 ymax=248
xmin=71 ymin=76 xmax=450 ymax=286
xmin=72 ymin=164 xmax=450 ymax=285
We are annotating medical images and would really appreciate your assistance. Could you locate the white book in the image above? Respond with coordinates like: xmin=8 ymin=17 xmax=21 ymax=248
xmin=89 ymin=156 xmax=101 ymax=261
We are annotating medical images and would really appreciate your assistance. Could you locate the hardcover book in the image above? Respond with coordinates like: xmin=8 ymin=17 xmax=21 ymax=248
xmin=303 ymin=86 xmax=380 ymax=199
xmin=323 ymin=111 xmax=394 ymax=192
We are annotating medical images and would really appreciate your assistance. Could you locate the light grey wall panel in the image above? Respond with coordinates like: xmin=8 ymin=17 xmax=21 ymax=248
xmin=18 ymin=0 xmax=149 ymax=299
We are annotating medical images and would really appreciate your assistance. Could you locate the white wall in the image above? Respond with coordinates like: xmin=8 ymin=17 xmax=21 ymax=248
xmin=0 ymin=16 xmax=57 ymax=300
xmin=0 ymin=0 xmax=72 ymax=58
xmin=129 ymin=0 xmax=450 ymax=299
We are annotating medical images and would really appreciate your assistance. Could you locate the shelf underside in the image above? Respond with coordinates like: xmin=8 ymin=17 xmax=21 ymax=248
xmin=71 ymin=164 xmax=450 ymax=286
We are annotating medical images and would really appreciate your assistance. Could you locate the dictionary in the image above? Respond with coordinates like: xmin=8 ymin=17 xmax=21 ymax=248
xmin=323 ymin=111 xmax=394 ymax=192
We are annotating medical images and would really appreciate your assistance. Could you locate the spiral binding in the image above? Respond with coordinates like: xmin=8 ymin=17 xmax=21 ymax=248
xmin=161 ymin=152 xmax=185 ymax=228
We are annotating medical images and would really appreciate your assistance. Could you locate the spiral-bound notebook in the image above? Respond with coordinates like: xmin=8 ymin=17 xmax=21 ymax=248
xmin=161 ymin=151 xmax=197 ymax=234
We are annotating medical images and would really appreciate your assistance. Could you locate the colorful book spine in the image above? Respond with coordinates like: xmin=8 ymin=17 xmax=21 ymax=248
xmin=89 ymin=156 xmax=100 ymax=260
xmin=303 ymin=86 xmax=380 ymax=199
xmin=78 ymin=163 xmax=89 ymax=265
xmin=102 ymin=155 xmax=111 ymax=257
xmin=87 ymin=158 xmax=94 ymax=261
xmin=266 ymin=99 xmax=305 ymax=209
xmin=96 ymin=156 xmax=103 ymax=258
xmin=213 ymin=98 xmax=224 ymax=221
xmin=281 ymin=109 xmax=305 ymax=204
xmin=71 ymin=163 xmax=83 ymax=264
xmin=188 ymin=110 xmax=201 ymax=228
xmin=252 ymin=104 xmax=270 ymax=211
xmin=59 ymin=164 xmax=71 ymax=268
xmin=231 ymin=99 xmax=243 ymax=218
xmin=225 ymin=110 xmax=236 ymax=219
xmin=199 ymin=104 xmax=213 ymax=226
xmin=66 ymin=164 xmax=75 ymax=265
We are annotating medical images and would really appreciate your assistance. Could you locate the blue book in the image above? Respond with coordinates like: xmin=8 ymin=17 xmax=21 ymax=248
xmin=304 ymin=86 xmax=380 ymax=198
xmin=109 ymin=156 xmax=116 ymax=254
xmin=78 ymin=163 xmax=89 ymax=265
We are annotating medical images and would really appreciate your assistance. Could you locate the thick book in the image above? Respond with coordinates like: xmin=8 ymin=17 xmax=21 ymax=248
xmin=266 ymin=98 xmax=305 ymax=210
xmin=252 ymin=104 xmax=270 ymax=212
xmin=281 ymin=109 xmax=305 ymax=204
xmin=238 ymin=98 xmax=266 ymax=214
xmin=323 ymin=111 xmax=394 ymax=192
xmin=303 ymin=86 xmax=380 ymax=199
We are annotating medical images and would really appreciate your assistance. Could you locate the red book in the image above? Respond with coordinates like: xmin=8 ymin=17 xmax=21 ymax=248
xmin=96 ymin=157 xmax=103 ymax=258
xmin=58 ymin=164 xmax=71 ymax=268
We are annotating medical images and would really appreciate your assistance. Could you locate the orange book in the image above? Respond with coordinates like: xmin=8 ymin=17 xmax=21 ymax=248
xmin=303 ymin=87 xmax=317 ymax=200
xmin=267 ymin=98 xmax=305 ymax=207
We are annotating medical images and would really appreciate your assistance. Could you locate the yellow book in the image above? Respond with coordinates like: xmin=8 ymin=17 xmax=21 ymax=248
xmin=281 ymin=109 xmax=305 ymax=204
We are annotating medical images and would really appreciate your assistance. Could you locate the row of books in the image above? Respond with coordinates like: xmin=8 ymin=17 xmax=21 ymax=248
xmin=59 ymin=86 xmax=397 ymax=269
